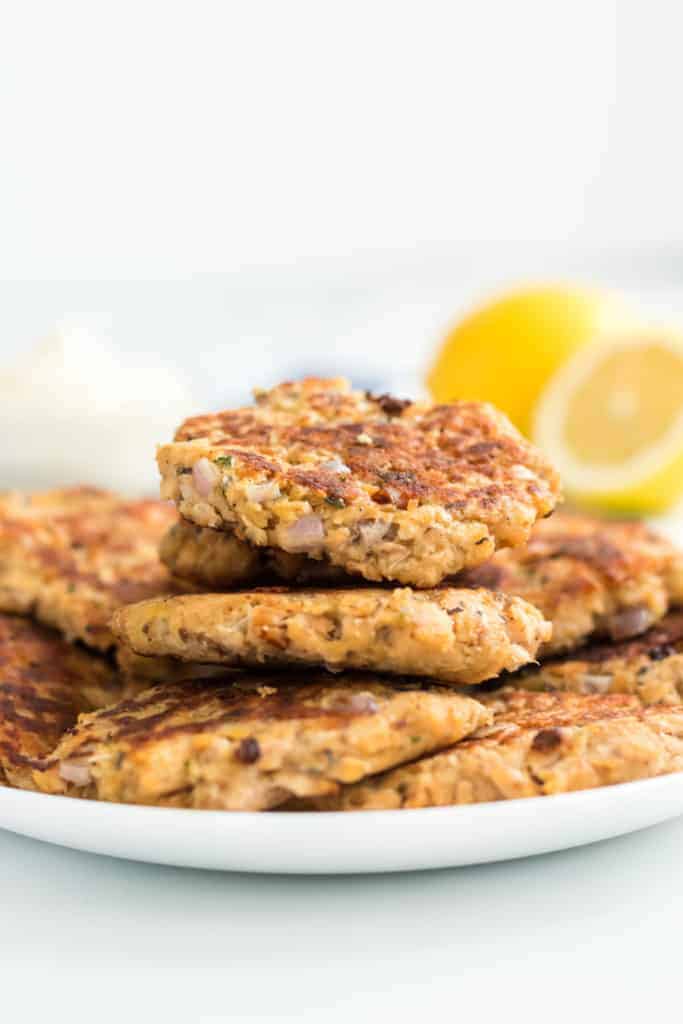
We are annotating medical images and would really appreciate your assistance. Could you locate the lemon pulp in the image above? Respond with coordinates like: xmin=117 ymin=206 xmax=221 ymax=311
xmin=534 ymin=333 xmax=683 ymax=514
xmin=565 ymin=342 xmax=683 ymax=463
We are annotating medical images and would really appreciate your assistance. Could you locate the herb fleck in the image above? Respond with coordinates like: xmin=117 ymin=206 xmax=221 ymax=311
xmin=215 ymin=455 xmax=233 ymax=467
xmin=325 ymin=496 xmax=345 ymax=508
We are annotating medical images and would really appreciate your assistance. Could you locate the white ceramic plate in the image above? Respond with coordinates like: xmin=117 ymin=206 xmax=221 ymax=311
xmin=1 ymin=773 xmax=682 ymax=873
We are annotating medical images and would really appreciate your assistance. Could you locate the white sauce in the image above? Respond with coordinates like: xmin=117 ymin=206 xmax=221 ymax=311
xmin=0 ymin=326 xmax=196 ymax=494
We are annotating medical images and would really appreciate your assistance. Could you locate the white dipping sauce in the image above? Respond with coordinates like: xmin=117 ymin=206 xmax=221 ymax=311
xmin=0 ymin=327 xmax=197 ymax=495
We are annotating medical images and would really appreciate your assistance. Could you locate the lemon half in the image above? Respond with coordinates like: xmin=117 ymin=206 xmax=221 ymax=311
xmin=533 ymin=332 xmax=683 ymax=514
xmin=427 ymin=285 xmax=637 ymax=436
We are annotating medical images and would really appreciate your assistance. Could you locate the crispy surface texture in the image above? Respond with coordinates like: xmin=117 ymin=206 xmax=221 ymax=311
xmin=111 ymin=587 xmax=551 ymax=685
xmin=510 ymin=611 xmax=683 ymax=706
xmin=36 ymin=673 xmax=491 ymax=810
xmin=158 ymin=378 xmax=560 ymax=587
xmin=309 ymin=687 xmax=683 ymax=810
xmin=0 ymin=487 xmax=179 ymax=650
xmin=0 ymin=613 xmax=138 ymax=789
xmin=458 ymin=511 xmax=683 ymax=654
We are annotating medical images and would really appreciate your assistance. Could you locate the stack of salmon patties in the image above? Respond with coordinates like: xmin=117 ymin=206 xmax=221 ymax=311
xmin=48 ymin=377 xmax=563 ymax=809
xmin=4 ymin=376 xmax=683 ymax=812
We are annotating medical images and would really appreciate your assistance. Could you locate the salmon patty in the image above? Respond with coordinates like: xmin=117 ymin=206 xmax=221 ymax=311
xmin=509 ymin=611 xmax=683 ymax=706
xmin=0 ymin=487 xmax=179 ymax=651
xmin=159 ymin=518 xmax=344 ymax=589
xmin=458 ymin=511 xmax=683 ymax=654
xmin=0 ymin=613 xmax=140 ymax=789
xmin=111 ymin=586 xmax=551 ymax=685
xmin=36 ymin=672 xmax=490 ymax=810
xmin=307 ymin=688 xmax=683 ymax=809
xmin=158 ymin=377 xmax=560 ymax=587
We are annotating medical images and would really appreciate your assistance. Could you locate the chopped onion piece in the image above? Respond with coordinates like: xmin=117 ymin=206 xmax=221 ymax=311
xmin=358 ymin=520 xmax=389 ymax=548
xmin=320 ymin=458 xmax=350 ymax=475
xmin=245 ymin=481 xmax=281 ymax=504
xmin=581 ymin=674 xmax=614 ymax=694
xmin=192 ymin=458 xmax=218 ymax=498
xmin=282 ymin=514 xmax=324 ymax=552
xmin=608 ymin=606 xmax=651 ymax=641
xmin=59 ymin=761 xmax=92 ymax=786
xmin=330 ymin=693 xmax=379 ymax=714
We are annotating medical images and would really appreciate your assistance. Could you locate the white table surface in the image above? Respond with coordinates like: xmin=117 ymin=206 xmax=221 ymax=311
xmin=2 ymin=811 xmax=682 ymax=1023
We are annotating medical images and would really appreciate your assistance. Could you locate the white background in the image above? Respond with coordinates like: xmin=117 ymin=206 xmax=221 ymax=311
xmin=2 ymin=0 xmax=683 ymax=278
xmin=2 ymin=4 xmax=683 ymax=1022
xmin=3 ymin=2 xmax=683 ymax=460
xmin=2 ymin=2 xmax=683 ymax=418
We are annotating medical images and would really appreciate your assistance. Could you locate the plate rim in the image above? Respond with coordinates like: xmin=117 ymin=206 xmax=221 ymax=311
xmin=1 ymin=767 xmax=682 ymax=819
xmin=2 ymin=771 xmax=682 ymax=873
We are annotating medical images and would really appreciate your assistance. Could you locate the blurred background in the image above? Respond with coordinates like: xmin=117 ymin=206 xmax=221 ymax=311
xmin=2 ymin=1 xmax=683 ymax=508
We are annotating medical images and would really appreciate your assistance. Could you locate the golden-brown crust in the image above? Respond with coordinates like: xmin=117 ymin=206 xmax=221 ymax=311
xmin=159 ymin=378 xmax=560 ymax=587
xmin=174 ymin=383 xmax=553 ymax=513
xmin=509 ymin=610 xmax=683 ymax=705
xmin=111 ymin=586 xmax=551 ymax=684
xmin=458 ymin=511 xmax=683 ymax=654
xmin=475 ymin=686 xmax=643 ymax=730
xmin=0 ymin=487 xmax=179 ymax=650
xmin=36 ymin=672 xmax=491 ymax=810
xmin=309 ymin=687 xmax=683 ymax=810
xmin=0 ymin=613 xmax=138 ymax=788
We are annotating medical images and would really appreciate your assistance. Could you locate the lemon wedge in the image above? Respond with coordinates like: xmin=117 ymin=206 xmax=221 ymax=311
xmin=427 ymin=285 xmax=637 ymax=436
xmin=533 ymin=331 xmax=683 ymax=514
